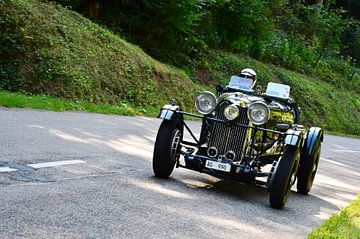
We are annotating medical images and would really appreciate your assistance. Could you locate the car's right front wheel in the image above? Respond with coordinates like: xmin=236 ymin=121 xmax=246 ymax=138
xmin=269 ymin=145 xmax=300 ymax=209
xmin=153 ymin=120 xmax=182 ymax=179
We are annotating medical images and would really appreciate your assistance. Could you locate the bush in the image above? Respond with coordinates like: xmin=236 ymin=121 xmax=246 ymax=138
xmin=0 ymin=0 xmax=200 ymax=110
xmin=81 ymin=0 xmax=203 ymax=59
xmin=202 ymin=0 xmax=272 ymax=57
xmin=53 ymin=0 xmax=359 ymax=82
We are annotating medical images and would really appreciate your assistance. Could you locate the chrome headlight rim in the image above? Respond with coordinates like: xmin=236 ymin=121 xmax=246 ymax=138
xmin=224 ymin=104 xmax=240 ymax=121
xmin=247 ymin=101 xmax=270 ymax=125
xmin=195 ymin=91 xmax=217 ymax=115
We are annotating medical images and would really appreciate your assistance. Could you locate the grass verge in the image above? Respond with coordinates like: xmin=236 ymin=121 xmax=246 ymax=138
xmin=1 ymin=91 xmax=359 ymax=135
xmin=308 ymin=195 xmax=360 ymax=239
xmin=0 ymin=91 xmax=159 ymax=117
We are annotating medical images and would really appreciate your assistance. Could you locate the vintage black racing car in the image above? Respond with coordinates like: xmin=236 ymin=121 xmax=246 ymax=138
xmin=152 ymin=68 xmax=323 ymax=209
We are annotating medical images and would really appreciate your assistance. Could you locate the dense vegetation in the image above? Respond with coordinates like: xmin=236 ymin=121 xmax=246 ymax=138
xmin=0 ymin=0 xmax=199 ymax=110
xmin=55 ymin=0 xmax=360 ymax=72
xmin=0 ymin=0 xmax=359 ymax=135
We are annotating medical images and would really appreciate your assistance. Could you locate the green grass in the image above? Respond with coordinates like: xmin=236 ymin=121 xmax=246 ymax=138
xmin=0 ymin=91 xmax=159 ymax=116
xmin=325 ymin=130 xmax=360 ymax=139
xmin=189 ymin=51 xmax=360 ymax=135
xmin=0 ymin=0 xmax=200 ymax=111
xmin=309 ymin=195 xmax=360 ymax=239
xmin=0 ymin=0 xmax=359 ymax=135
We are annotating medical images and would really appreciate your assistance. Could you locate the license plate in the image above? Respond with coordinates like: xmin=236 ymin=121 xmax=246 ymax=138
xmin=205 ymin=160 xmax=231 ymax=172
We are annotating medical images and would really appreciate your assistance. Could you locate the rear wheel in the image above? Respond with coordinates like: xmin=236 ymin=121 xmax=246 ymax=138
xmin=269 ymin=146 xmax=300 ymax=209
xmin=153 ymin=120 xmax=182 ymax=178
xmin=297 ymin=142 xmax=321 ymax=194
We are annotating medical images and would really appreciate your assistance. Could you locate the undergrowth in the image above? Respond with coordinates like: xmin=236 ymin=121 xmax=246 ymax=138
xmin=0 ymin=0 xmax=200 ymax=111
xmin=0 ymin=0 xmax=359 ymax=135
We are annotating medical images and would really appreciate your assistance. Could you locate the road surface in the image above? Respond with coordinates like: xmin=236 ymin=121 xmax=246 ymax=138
xmin=0 ymin=108 xmax=359 ymax=239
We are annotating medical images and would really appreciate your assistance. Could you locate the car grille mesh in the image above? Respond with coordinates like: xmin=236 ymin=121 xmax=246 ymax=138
xmin=208 ymin=101 xmax=249 ymax=162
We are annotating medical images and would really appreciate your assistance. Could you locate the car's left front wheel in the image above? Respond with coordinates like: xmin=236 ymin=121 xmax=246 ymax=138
xmin=153 ymin=120 xmax=182 ymax=178
xmin=269 ymin=145 xmax=300 ymax=209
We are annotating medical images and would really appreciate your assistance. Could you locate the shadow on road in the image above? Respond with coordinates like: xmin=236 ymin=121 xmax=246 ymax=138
xmin=1 ymin=109 xmax=359 ymax=239
xmin=126 ymin=174 xmax=340 ymax=238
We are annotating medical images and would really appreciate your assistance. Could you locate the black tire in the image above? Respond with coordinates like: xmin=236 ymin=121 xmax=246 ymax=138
xmin=269 ymin=146 xmax=300 ymax=209
xmin=153 ymin=120 xmax=182 ymax=178
xmin=297 ymin=142 xmax=321 ymax=194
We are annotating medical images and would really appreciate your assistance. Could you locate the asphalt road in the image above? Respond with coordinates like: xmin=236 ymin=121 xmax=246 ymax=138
xmin=0 ymin=108 xmax=359 ymax=239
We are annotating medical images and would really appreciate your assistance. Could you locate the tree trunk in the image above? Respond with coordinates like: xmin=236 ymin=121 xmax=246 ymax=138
xmin=84 ymin=1 xmax=100 ymax=19
xmin=314 ymin=49 xmax=324 ymax=67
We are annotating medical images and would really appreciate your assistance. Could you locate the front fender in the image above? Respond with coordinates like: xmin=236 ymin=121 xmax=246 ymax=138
xmin=159 ymin=104 xmax=181 ymax=121
xmin=303 ymin=127 xmax=323 ymax=156
xmin=284 ymin=129 xmax=303 ymax=148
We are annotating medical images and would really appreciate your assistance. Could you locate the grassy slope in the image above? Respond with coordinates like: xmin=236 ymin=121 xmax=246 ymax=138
xmin=0 ymin=91 xmax=159 ymax=116
xmin=0 ymin=0 xmax=199 ymax=111
xmin=191 ymin=52 xmax=360 ymax=135
xmin=0 ymin=0 xmax=359 ymax=135
xmin=308 ymin=195 xmax=360 ymax=239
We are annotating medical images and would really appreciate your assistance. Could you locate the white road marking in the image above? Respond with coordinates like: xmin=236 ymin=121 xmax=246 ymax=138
xmin=321 ymin=157 xmax=345 ymax=167
xmin=330 ymin=149 xmax=360 ymax=153
xmin=28 ymin=160 xmax=85 ymax=169
xmin=329 ymin=143 xmax=347 ymax=149
xmin=0 ymin=167 xmax=18 ymax=173
xmin=0 ymin=160 xmax=86 ymax=173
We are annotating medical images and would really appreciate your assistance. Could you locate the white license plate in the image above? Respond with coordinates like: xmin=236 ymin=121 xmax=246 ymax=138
xmin=205 ymin=160 xmax=231 ymax=172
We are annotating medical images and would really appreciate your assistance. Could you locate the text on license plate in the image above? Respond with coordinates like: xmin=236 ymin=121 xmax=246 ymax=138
xmin=205 ymin=160 xmax=231 ymax=172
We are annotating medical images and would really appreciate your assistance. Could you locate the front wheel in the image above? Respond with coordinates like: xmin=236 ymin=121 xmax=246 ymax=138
xmin=153 ymin=120 xmax=182 ymax=178
xmin=297 ymin=142 xmax=321 ymax=194
xmin=269 ymin=146 xmax=300 ymax=209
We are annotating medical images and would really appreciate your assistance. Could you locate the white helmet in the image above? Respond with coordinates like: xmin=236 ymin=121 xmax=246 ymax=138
xmin=240 ymin=68 xmax=257 ymax=88
xmin=240 ymin=68 xmax=256 ymax=79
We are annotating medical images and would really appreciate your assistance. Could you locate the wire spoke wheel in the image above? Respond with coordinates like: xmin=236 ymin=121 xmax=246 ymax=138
xmin=269 ymin=146 xmax=300 ymax=209
xmin=297 ymin=141 xmax=321 ymax=195
xmin=153 ymin=120 xmax=183 ymax=178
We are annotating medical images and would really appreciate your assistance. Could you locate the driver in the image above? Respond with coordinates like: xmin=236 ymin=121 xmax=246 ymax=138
xmin=228 ymin=68 xmax=257 ymax=91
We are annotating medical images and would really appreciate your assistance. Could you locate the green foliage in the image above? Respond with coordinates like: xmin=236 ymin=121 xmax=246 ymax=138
xmin=335 ymin=0 xmax=360 ymax=20
xmin=191 ymin=50 xmax=360 ymax=135
xmin=53 ymin=0 xmax=360 ymax=82
xmin=1 ymin=0 xmax=359 ymax=136
xmin=0 ymin=91 xmax=159 ymax=116
xmin=0 ymin=0 xmax=201 ymax=111
xmin=341 ymin=21 xmax=360 ymax=67
xmin=261 ymin=30 xmax=317 ymax=71
xmin=309 ymin=195 xmax=360 ymax=239
xmin=201 ymin=0 xmax=272 ymax=57
xmin=74 ymin=0 xmax=204 ymax=59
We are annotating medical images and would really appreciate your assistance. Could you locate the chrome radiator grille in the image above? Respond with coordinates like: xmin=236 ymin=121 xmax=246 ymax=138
xmin=208 ymin=102 xmax=249 ymax=161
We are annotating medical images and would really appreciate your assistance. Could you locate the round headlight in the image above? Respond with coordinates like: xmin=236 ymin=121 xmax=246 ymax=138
xmin=247 ymin=102 xmax=270 ymax=125
xmin=195 ymin=91 xmax=217 ymax=114
xmin=224 ymin=104 xmax=239 ymax=121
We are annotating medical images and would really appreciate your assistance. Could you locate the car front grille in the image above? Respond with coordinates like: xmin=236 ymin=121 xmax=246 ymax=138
xmin=208 ymin=101 xmax=249 ymax=162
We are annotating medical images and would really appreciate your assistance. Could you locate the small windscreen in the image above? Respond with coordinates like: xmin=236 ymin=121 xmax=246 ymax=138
xmin=228 ymin=76 xmax=254 ymax=91
xmin=265 ymin=82 xmax=290 ymax=100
